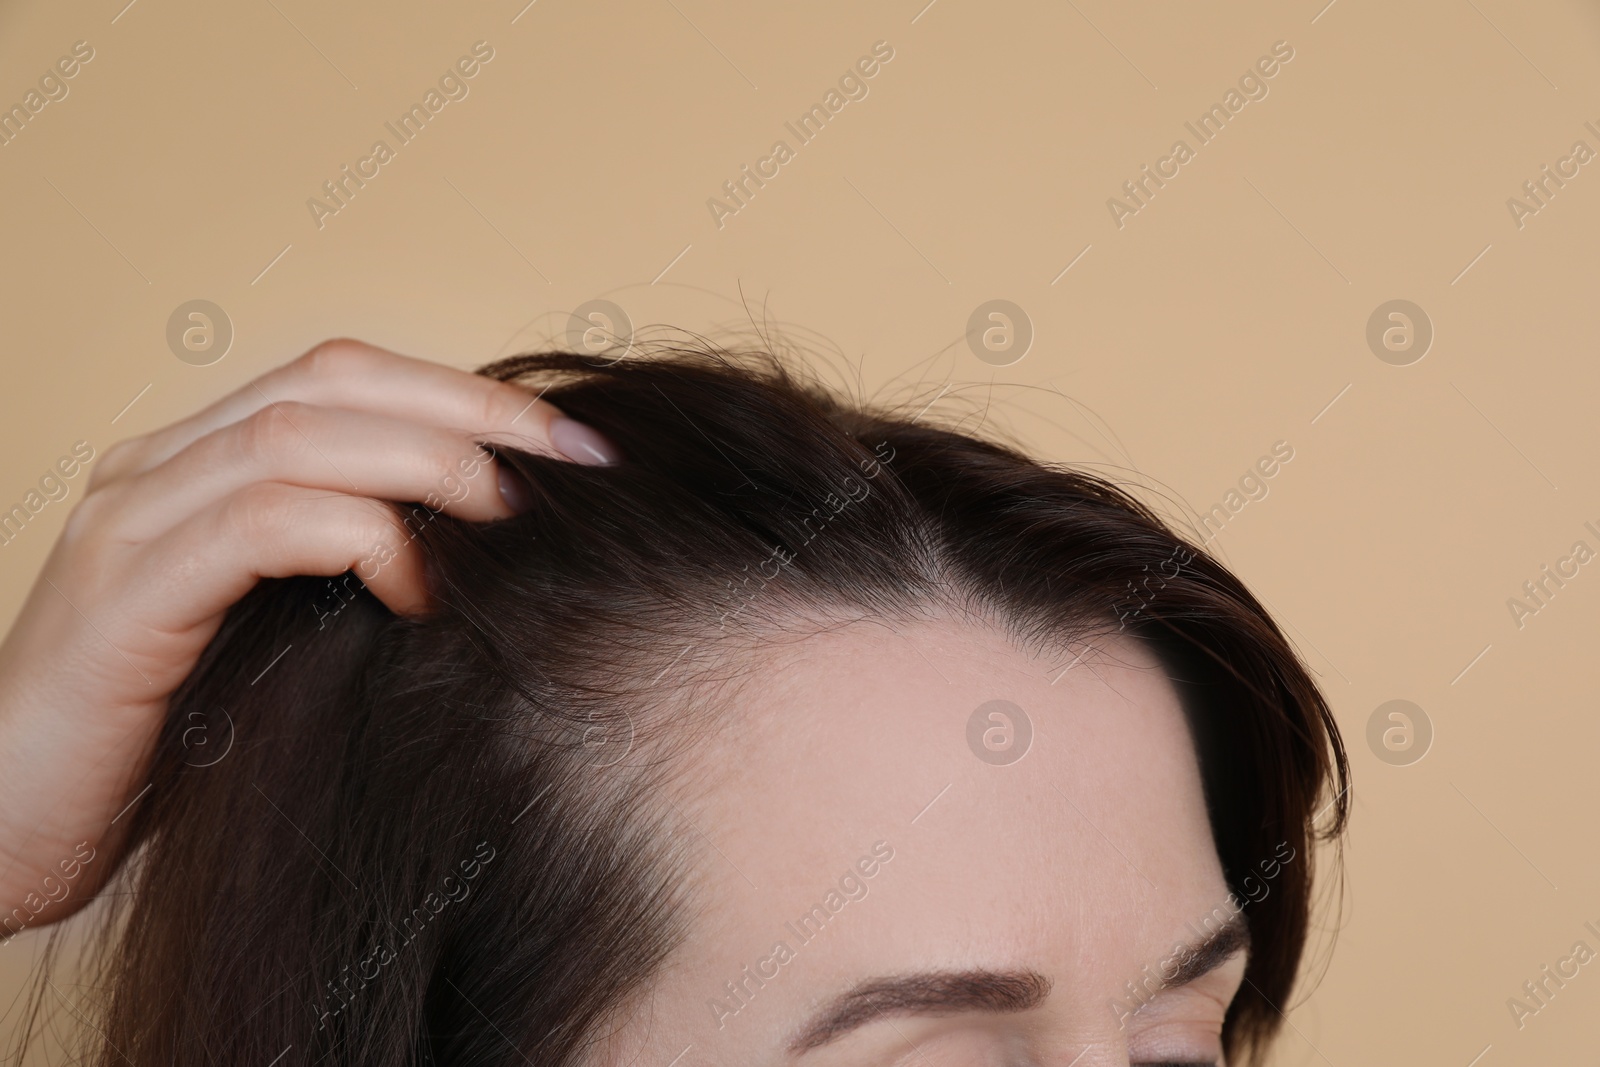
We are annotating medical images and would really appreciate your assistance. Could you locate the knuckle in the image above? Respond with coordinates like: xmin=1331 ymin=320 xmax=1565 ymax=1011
xmin=87 ymin=439 xmax=135 ymax=489
xmin=97 ymin=437 xmax=138 ymax=471
xmin=297 ymin=338 xmax=369 ymax=380
xmin=428 ymin=459 xmax=459 ymax=500
xmin=60 ymin=486 xmax=113 ymax=547
xmin=431 ymin=442 xmax=479 ymax=498
xmin=481 ymin=381 xmax=537 ymax=430
xmin=220 ymin=483 xmax=289 ymax=541
xmin=268 ymin=398 xmax=316 ymax=424
xmin=236 ymin=403 xmax=310 ymax=458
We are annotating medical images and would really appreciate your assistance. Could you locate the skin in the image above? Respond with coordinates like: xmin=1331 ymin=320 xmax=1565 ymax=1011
xmin=596 ymin=620 xmax=1248 ymax=1067
xmin=0 ymin=339 xmax=614 ymax=927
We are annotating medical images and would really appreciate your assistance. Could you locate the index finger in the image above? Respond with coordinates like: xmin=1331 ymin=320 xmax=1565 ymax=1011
xmin=94 ymin=338 xmax=619 ymax=486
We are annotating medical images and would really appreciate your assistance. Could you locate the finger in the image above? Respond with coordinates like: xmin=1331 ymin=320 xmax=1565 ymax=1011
xmin=128 ymin=482 xmax=432 ymax=628
xmin=95 ymin=401 xmax=517 ymax=543
xmin=91 ymin=339 xmax=619 ymax=489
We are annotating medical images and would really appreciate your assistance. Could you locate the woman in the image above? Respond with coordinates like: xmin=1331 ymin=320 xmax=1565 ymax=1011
xmin=0 ymin=338 xmax=1347 ymax=1066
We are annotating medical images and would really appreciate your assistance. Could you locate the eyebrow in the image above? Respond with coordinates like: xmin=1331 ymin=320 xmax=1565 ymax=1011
xmin=785 ymin=912 xmax=1250 ymax=1054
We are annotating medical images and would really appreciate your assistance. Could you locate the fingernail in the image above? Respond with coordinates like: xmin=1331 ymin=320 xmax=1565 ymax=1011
xmin=497 ymin=465 xmax=537 ymax=514
xmin=550 ymin=416 xmax=622 ymax=466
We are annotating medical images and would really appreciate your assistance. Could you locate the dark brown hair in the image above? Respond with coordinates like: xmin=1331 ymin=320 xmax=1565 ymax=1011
xmin=22 ymin=341 xmax=1347 ymax=1065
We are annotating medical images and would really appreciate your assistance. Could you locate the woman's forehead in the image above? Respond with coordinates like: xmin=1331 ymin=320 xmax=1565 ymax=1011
xmin=607 ymin=619 xmax=1236 ymax=1063
xmin=667 ymin=617 xmax=1228 ymax=959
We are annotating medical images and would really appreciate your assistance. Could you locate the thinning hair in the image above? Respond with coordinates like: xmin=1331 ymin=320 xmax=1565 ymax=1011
xmin=18 ymin=340 xmax=1347 ymax=1066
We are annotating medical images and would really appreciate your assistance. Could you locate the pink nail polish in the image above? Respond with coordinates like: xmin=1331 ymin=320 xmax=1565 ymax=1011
xmin=497 ymin=466 xmax=536 ymax=513
xmin=550 ymin=417 xmax=622 ymax=466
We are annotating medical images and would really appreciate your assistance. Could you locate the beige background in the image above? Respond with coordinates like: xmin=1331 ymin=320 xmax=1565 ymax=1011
xmin=3 ymin=0 xmax=1599 ymax=1061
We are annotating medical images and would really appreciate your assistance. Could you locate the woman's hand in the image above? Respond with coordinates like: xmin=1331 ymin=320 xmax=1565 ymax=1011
xmin=0 ymin=339 xmax=616 ymax=934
